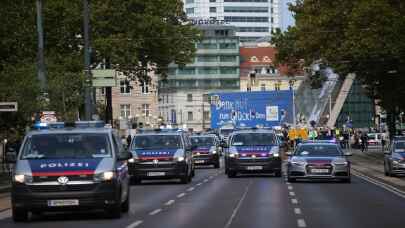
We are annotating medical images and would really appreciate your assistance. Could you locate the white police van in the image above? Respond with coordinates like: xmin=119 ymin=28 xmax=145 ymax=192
xmin=8 ymin=121 xmax=132 ymax=221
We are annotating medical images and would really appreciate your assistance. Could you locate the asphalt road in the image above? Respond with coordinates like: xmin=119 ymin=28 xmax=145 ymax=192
xmin=1 ymin=162 xmax=405 ymax=228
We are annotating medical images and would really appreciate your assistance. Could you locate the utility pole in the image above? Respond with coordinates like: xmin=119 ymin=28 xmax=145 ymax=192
xmin=83 ymin=0 xmax=93 ymax=120
xmin=202 ymin=99 xmax=205 ymax=131
xmin=36 ymin=0 xmax=47 ymax=100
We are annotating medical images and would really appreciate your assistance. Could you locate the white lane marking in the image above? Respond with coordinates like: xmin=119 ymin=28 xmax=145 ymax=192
xmin=196 ymin=182 xmax=203 ymax=186
xmin=177 ymin=193 xmax=186 ymax=198
xmin=164 ymin=200 xmax=175 ymax=206
xmin=294 ymin=208 xmax=302 ymax=215
xmin=286 ymin=182 xmax=291 ymax=185
xmin=224 ymin=180 xmax=253 ymax=228
xmin=0 ymin=209 xmax=11 ymax=220
xmin=126 ymin=220 xmax=143 ymax=228
xmin=288 ymin=186 xmax=293 ymax=190
xmin=291 ymin=198 xmax=298 ymax=204
xmin=187 ymin=187 xmax=195 ymax=192
xmin=149 ymin=208 xmax=162 ymax=216
xmin=352 ymin=170 xmax=405 ymax=199
xmin=204 ymin=179 xmax=209 ymax=182
xmin=297 ymin=219 xmax=307 ymax=227
xmin=289 ymin=191 xmax=296 ymax=196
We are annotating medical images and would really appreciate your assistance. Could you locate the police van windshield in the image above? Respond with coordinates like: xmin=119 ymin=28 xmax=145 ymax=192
xmin=190 ymin=137 xmax=215 ymax=146
xmin=231 ymin=133 xmax=275 ymax=146
xmin=295 ymin=145 xmax=342 ymax=157
xmin=21 ymin=133 xmax=112 ymax=159
xmin=133 ymin=135 xmax=182 ymax=150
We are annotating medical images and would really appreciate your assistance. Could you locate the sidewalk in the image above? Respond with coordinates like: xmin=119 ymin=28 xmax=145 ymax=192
xmin=348 ymin=147 xmax=405 ymax=192
xmin=0 ymin=172 xmax=11 ymax=193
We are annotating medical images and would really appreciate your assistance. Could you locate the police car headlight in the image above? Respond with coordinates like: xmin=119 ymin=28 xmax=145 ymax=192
xmin=128 ymin=158 xmax=136 ymax=163
xmin=94 ymin=171 xmax=115 ymax=181
xmin=229 ymin=153 xmax=238 ymax=158
xmin=211 ymin=150 xmax=217 ymax=154
xmin=14 ymin=174 xmax=32 ymax=184
xmin=176 ymin=156 xmax=185 ymax=162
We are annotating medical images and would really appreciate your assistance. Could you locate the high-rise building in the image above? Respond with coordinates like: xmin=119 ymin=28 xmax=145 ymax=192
xmin=159 ymin=25 xmax=240 ymax=131
xmin=183 ymin=0 xmax=292 ymax=42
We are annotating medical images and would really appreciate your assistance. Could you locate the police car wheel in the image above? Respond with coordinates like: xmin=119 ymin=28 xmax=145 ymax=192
xmin=227 ymin=171 xmax=237 ymax=178
xmin=130 ymin=177 xmax=142 ymax=185
xmin=121 ymin=191 xmax=130 ymax=213
xmin=12 ymin=207 xmax=28 ymax=222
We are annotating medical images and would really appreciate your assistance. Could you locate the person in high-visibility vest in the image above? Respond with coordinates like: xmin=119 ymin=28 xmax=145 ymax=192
xmin=309 ymin=129 xmax=318 ymax=140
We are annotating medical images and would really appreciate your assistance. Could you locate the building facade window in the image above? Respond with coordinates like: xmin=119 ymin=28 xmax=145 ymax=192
xmin=224 ymin=6 xmax=268 ymax=13
xmin=187 ymin=94 xmax=193 ymax=102
xmin=198 ymin=67 xmax=218 ymax=74
xmin=99 ymin=88 xmax=105 ymax=95
xmin=220 ymin=67 xmax=237 ymax=74
xmin=219 ymin=43 xmax=237 ymax=49
xmin=140 ymin=81 xmax=149 ymax=94
xmin=120 ymin=80 xmax=131 ymax=94
xmin=238 ymin=27 xmax=269 ymax=32
xmin=120 ymin=104 xmax=131 ymax=118
xmin=178 ymin=68 xmax=196 ymax=75
xmin=186 ymin=0 xmax=194 ymax=3
xmin=142 ymin=104 xmax=150 ymax=117
xmin=197 ymin=56 xmax=217 ymax=62
xmin=209 ymin=7 xmax=217 ymax=13
xmin=224 ymin=16 xmax=268 ymax=23
xmin=187 ymin=111 xmax=193 ymax=121
xmin=261 ymin=84 xmax=266 ymax=91
xmin=203 ymin=94 xmax=209 ymax=102
xmin=197 ymin=43 xmax=217 ymax=49
xmin=209 ymin=0 xmax=216 ymax=2
xmin=275 ymin=81 xmax=281 ymax=91
xmin=186 ymin=8 xmax=194 ymax=14
xmin=220 ymin=56 xmax=236 ymax=62
xmin=203 ymin=111 xmax=210 ymax=121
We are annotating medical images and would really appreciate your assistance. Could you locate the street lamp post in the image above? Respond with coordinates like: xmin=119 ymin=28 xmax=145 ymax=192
xmin=36 ymin=0 xmax=47 ymax=102
xmin=289 ymin=79 xmax=296 ymax=128
xmin=83 ymin=0 xmax=93 ymax=120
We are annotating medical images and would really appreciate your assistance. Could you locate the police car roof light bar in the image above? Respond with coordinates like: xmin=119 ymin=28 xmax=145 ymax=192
xmin=75 ymin=121 xmax=105 ymax=128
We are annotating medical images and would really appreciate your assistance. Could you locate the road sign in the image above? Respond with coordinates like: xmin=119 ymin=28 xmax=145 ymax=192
xmin=92 ymin=69 xmax=117 ymax=87
xmin=0 ymin=102 xmax=18 ymax=112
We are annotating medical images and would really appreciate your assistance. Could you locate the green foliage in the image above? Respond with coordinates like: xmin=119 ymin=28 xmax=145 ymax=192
xmin=91 ymin=0 xmax=201 ymax=81
xmin=272 ymin=0 xmax=405 ymax=111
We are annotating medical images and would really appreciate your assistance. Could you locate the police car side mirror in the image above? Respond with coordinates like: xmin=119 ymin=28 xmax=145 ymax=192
xmin=118 ymin=151 xmax=133 ymax=161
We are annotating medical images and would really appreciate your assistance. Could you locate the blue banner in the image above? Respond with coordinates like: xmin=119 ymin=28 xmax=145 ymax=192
xmin=210 ymin=91 xmax=293 ymax=129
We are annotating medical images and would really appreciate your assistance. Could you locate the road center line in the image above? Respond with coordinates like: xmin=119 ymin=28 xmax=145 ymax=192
xmin=177 ymin=193 xmax=186 ymax=198
xmin=149 ymin=209 xmax=162 ymax=216
xmin=187 ymin=187 xmax=195 ymax=192
xmin=289 ymin=191 xmax=296 ymax=196
xmin=126 ymin=220 xmax=143 ymax=228
xmin=204 ymin=179 xmax=209 ymax=182
xmin=297 ymin=219 xmax=307 ymax=227
xmin=164 ymin=200 xmax=175 ymax=206
xmin=288 ymin=186 xmax=293 ymax=190
xmin=224 ymin=180 xmax=253 ymax=228
xmin=291 ymin=198 xmax=298 ymax=204
xmin=294 ymin=208 xmax=302 ymax=215
xmin=196 ymin=183 xmax=203 ymax=186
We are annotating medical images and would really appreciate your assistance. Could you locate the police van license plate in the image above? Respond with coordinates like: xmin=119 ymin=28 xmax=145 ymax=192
xmin=147 ymin=172 xmax=166 ymax=177
xmin=195 ymin=160 xmax=205 ymax=164
xmin=48 ymin=199 xmax=79 ymax=207
xmin=247 ymin=166 xmax=263 ymax=170
xmin=311 ymin=168 xmax=329 ymax=173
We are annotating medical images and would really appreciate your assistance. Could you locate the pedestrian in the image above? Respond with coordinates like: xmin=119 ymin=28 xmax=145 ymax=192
xmin=126 ymin=134 xmax=132 ymax=146
xmin=381 ymin=131 xmax=388 ymax=152
xmin=360 ymin=132 xmax=369 ymax=152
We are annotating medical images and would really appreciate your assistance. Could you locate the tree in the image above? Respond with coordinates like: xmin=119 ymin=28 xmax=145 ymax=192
xmin=272 ymin=0 xmax=405 ymax=113
xmin=91 ymin=0 xmax=201 ymax=81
